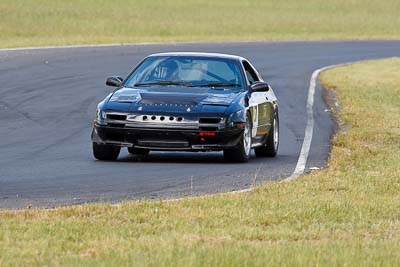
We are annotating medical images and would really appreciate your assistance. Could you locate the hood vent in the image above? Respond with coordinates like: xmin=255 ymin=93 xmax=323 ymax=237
xmin=139 ymin=93 xmax=203 ymax=106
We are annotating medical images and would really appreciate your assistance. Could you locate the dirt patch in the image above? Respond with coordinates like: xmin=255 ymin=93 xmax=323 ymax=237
xmin=321 ymin=82 xmax=351 ymax=134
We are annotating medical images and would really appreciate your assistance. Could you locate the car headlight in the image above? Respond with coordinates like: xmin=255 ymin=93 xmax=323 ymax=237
xmin=110 ymin=91 xmax=141 ymax=103
xmin=226 ymin=109 xmax=245 ymax=128
xmin=95 ymin=109 xmax=107 ymax=125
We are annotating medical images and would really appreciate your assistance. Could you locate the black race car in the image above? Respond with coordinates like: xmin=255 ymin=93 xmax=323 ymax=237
xmin=92 ymin=52 xmax=279 ymax=162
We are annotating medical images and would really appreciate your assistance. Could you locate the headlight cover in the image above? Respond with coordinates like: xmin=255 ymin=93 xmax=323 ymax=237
xmin=226 ymin=109 xmax=245 ymax=127
xmin=95 ymin=109 xmax=107 ymax=125
xmin=110 ymin=89 xmax=141 ymax=103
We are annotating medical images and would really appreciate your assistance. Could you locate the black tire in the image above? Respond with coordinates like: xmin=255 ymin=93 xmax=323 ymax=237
xmin=224 ymin=113 xmax=252 ymax=163
xmin=92 ymin=143 xmax=120 ymax=161
xmin=255 ymin=112 xmax=279 ymax=157
xmin=127 ymin=147 xmax=150 ymax=155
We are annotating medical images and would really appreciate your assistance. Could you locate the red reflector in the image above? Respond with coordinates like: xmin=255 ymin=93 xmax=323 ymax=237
xmin=235 ymin=123 xmax=245 ymax=129
xmin=200 ymin=132 xmax=216 ymax=137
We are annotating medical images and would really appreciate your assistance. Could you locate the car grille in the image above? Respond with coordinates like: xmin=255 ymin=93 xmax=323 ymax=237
xmin=198 ymin=117 xmax=222 ymax=131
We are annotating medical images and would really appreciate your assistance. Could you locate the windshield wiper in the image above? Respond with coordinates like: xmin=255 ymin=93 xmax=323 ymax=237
xmin=134 ymin=80 xmax=192 ymax=87
xmin=193 ymin=82 xmax=241 ymax=88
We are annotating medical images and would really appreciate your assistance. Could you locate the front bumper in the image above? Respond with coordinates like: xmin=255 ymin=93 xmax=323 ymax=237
xmin=91 ymin=123 xmax=243 ymax=151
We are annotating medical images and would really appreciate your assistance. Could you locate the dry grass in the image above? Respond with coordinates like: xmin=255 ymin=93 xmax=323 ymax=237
xmin=0 ymin=0 xmax=400 ymax=48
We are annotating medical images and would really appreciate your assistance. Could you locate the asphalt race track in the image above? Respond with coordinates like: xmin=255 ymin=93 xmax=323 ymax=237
xmin=1 ymin=41 xmax=399 ymax=209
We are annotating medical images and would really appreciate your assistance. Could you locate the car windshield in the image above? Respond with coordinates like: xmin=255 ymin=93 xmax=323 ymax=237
xmin=123 ymin=56 xmax=245 ymax=90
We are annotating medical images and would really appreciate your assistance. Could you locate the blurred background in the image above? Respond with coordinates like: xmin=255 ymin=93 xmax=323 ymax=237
xmin=1 ymin=0 xmax=399 ymax=48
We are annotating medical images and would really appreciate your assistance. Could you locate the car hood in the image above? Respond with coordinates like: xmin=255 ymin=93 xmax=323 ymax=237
xmin=105 ymin=87 xmax=240 ymax=113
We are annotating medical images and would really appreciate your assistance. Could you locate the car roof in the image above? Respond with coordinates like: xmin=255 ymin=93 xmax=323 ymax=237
xmin=148 ymin=52 xmax=247 ymax=62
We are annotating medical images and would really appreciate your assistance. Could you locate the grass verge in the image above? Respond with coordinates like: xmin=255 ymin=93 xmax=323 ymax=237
xmin=0 ymin=0 xmax=400 ymax=48
xmin=1 ymin=58 xmax=400 ymax=266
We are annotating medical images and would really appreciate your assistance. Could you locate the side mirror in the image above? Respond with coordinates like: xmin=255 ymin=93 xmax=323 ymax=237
xmin=106 ymin=76 xmax=123 ymax=87
xmin=250 ymin=81 xmax=270 ymax=93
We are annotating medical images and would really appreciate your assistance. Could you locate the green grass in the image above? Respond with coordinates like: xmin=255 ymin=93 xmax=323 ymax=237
xmin=1 ymin=58 xmax=400 ymax=266
xmin=0 ymin=0 xmax=400 ymax=48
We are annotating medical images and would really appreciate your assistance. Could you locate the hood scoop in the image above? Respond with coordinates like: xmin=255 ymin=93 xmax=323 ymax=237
xmin=139 ymin=93 xmax=204 ymax=106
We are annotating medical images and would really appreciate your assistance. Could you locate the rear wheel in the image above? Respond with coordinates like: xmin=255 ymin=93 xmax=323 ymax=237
xmin=255 ymin=112 xmax=279 ymax=157
xmin=92 ymin=143 xmax=120 ymax=161
xmin=224 ymin=113 xmax=252 ymax=163
xmin=128 ymin=147 xmax=150 ymax=155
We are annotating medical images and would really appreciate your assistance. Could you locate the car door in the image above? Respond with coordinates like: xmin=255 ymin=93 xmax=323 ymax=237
xmin=242 ymin=60 xmax=272 ymax=142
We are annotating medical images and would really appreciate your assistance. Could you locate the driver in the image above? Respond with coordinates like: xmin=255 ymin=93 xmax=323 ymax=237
xmin=158 ymin=60 xmax=180 ymax=80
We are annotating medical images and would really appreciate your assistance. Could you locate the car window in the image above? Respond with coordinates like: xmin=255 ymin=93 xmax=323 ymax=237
xmin=123 ymin=56 xmax=245 ymax=89
xmin=243 ymin=61 xmax=259 ymax=85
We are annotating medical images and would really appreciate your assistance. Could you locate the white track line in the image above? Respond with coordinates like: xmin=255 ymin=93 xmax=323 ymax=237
xmin=285 ymin=62 xmax=352 ymax=181
xmin=286 ymin=67 xmax=324 ymax=180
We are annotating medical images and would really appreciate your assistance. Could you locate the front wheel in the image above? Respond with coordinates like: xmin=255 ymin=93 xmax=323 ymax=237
xmin=255 ymin=112 xmax=279 ymax=157
xmin=224 ymin=113 xmax=252 ymax=163
xmin=92 ymin=143 xmax=120 ymax=161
